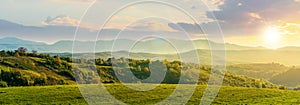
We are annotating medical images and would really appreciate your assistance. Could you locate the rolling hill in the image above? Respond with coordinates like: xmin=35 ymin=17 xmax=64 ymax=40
xmin=270 ymin=68 xmax=300 ymax=87
xmin=226 ymin=63 xmax=290 ymax=80
xmin=0 ymin=50 xmax=277 ymax=88
xmin=52 ymin=49 xmax=300 ymax=66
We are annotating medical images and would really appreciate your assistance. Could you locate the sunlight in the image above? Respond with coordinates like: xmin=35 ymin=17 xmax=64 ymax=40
xmin=264 ymin=27 xmax=281 ymax=44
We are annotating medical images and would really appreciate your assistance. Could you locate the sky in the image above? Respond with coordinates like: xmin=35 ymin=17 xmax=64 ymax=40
xmin=0 ymin=0 xmax=300 ymax=49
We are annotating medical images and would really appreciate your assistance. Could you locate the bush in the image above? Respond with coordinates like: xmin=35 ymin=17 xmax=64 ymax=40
xmin=0 ymin=56 xmax=3 ymax=62
xmin=294 ymin=85 xmax=300 ymax=90
xmin=0 ymin=81 xmax=8 ymax=88
xmin=58 ymin=79 xmax=66 ymax=85
xmin=279 ymin=85 xmax=287 ymax=90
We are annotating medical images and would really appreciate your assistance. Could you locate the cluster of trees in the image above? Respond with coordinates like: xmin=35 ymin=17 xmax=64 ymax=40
xmin=73 ymin=57 xmax=185 ymax=84
xmin=77 ymin=58 xmax=278 ymax=88
xmin=0 ymin=47 xmax=280 ymax=89
xmin=0 ymin=48 xmax=73 ymax=87
xmin=95 ymin=58 xmax=181 ymax=84
xmin=227 ymin=63 xmax=289 ymax=80
xmin=223 ymin=72 xmax=278 ymax=88
xmin=0 ymin=66 xmax=69 ymax=87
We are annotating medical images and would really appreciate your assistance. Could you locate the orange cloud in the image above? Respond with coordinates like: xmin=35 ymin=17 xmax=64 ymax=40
xmin=248 ymin=12 xmax=262 ymax=19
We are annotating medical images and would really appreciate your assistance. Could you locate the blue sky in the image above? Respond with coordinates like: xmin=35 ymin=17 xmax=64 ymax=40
xmin=0 ymin=0 xmax=300 ymax=48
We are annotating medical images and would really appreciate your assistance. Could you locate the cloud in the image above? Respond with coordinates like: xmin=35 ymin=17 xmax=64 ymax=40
xmin=206 ymin=0 xmax=300 ymax=36
xmin=168 ymin=23 xmax=202 ymax=34
xmin=169 ymin=0 xmax=300 ymax=37
xmin=127 ymin=21 xmax=177 ymax=32
xmin=248 ymin=12 xmax=261 ymax=19
xmin=0 ymin=19 xmax=187 ymax=44
xmin=42 ymin=15 xmax=79 ymax=27
xmin=279 ymin=23 xmax=300 ymax=35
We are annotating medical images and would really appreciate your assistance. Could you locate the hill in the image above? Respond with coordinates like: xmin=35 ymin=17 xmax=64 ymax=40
xmin=227 ymin=63 xmax=290 ymax=80
xmin=0 ymin=51 xmax=75 ymax=86
xmin=0 ymin=50 xmax=277 ymax=88
xmin=179 ymin=49 xmax=300 ymax=66
xmin=53 ymin=49 xmax=300 ymax=66
xmin=270 ymin=68 xmax=300 ymax=87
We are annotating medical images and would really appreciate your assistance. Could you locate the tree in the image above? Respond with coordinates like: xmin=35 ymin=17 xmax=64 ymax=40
xmin=137 ymin=65 xmax=142 ymax=71
xmin=0 ymin=50 xmax=8 ymax=57
xmin=32 ymin=50 xmax=38 ymax=55
xmin=144 ymin=67 xmax=150 ymax=72
xmin=17 ymin=47 xmax=27 ymax=53
xmin=14 ymin=52 xmax=20 ymax=57
xmin=54 ymin=56 xmax=62 ymax=63
xmin=279 ymin=85 xmax=286 ymax=90
xmin=0 ymin=56 xmax=3 ymax=62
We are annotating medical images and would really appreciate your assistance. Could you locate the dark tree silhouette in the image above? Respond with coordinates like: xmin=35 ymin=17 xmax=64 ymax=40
xmin=17 ymin=47 xmax=28 ymax=53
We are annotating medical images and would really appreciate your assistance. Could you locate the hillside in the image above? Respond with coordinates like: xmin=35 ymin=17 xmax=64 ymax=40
xmin=270 ymin=68 xmax=300 ymax=87
xmin=227 ymin=63 xmax=290 ymax=80
xmin=0 ymin=51 xmax=75 ymax=86
xmin=0 ymin=50 xmax=277 ymax=88
xmin=53 ymin=49 xmax=300 ymax=66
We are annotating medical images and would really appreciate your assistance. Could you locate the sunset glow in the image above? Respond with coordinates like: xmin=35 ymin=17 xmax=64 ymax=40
xmin=264 ymin=27 xmax=281 ymax=44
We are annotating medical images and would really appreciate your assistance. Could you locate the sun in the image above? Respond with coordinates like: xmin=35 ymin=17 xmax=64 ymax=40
xmin=264 ymin=27 xmax=281 ymax=44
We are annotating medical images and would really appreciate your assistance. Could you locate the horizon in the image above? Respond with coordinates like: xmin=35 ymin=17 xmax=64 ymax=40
xmin=1 ymin=0 xmax=300 ymax=104
xmin=1 ymin=36 xmax=299 ymax=50
xmin=0 ymin=0 xmax=299 ymax=49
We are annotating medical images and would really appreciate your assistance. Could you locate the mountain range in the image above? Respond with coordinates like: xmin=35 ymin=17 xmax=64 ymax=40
xmin=0 ymin=37 xmax=266 ymax=53
xmin=2 ymin=37 xmax=300 ymax=65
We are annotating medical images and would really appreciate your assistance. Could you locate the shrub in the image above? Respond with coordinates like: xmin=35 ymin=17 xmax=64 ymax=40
xmin=0 ymin=81 xmax=8 ymax=88
xmin=294 ymin=85 xmax=300 ymax=90
xmin=58 ymin=79 xmax=66 ymax=85
xmin=279 ymin=85 xmax=287 ymax=90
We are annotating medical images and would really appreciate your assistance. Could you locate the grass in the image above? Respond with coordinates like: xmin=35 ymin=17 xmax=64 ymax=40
xmin=0 ymin=85 xmax=86 ymax=105
xmin=0 ymin=84 xmax=300 ymax=104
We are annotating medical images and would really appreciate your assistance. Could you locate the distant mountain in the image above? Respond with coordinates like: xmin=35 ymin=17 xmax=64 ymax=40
xmin=0 ymin=19 xmax=268 ymax=53
xmin=0 ymin=37 xmax=47 ymax=51
xmin=0 ymin=37 xmax=46 ymax=45
xmin=0 ymin=20 xmax=23 ymax=28
xmin=2 ymin=37 xmax=300 ymax=65
xmin=0 ymin=37 xmax=268 ymax=53
xmin=51 ymin=48 xmax=300 ymax=66
xmin=0 ymin=19 xmax=96 ymax=44
xmin=277 ymin=46 xmax=300 ymax=51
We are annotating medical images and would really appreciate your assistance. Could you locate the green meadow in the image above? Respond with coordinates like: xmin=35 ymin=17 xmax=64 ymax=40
xmin=0 ymin=84 xmax=300 ymax=105
xmin=1 ymin=50 xmax=300 ymax=104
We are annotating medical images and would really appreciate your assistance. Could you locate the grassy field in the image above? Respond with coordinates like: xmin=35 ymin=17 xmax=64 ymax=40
xmin=0 ymin=84 xmax=300 ymax=105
